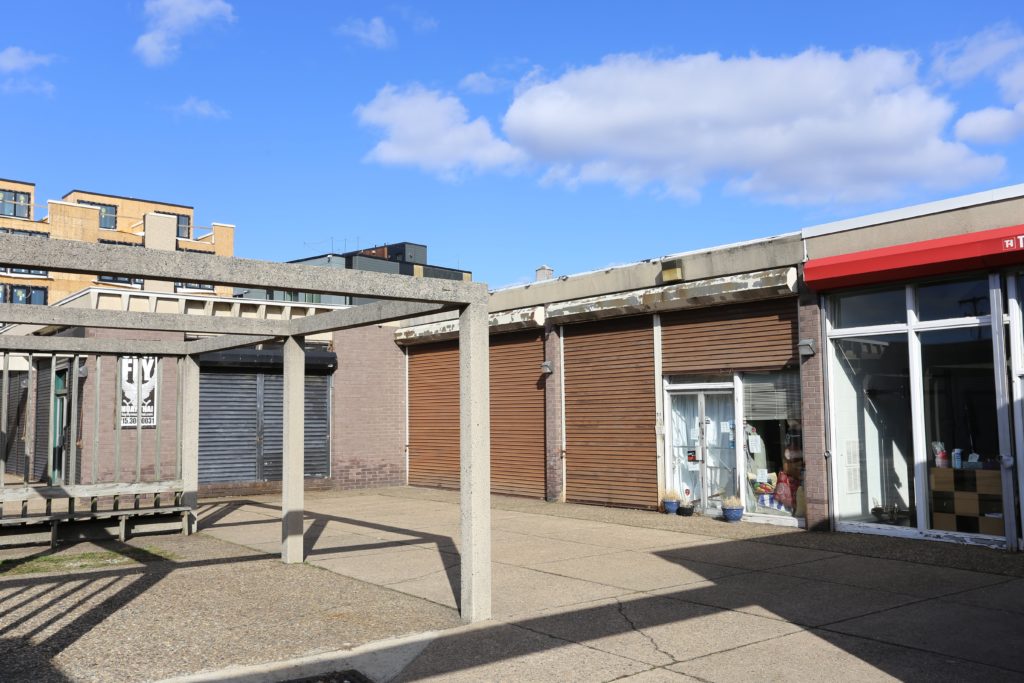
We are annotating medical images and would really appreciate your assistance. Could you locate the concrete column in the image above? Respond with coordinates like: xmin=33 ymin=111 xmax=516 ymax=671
xmin=282 ymin=335 xmax=306 ymax=563
xmin=180 ymin=355 xmax=200 ymax=532
xmin=543 ymin=322 xmax=564 ymax=502
xmin=459 ymin=302 xmax=491 ymax=623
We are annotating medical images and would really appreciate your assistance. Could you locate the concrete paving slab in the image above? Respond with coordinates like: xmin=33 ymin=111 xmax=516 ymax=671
xmin=490 ymin=530 xmax=620 ymax=566
xmin=390 ymin=560 xmax=631 ymax=618
xmin=534 ymin=524 xmax=717 ymax=552
xmin=493 ymin=513 xmax=616 ymax=537
xmin=530 ymin=549 xmax=748 ymax=592
xmin=941 ymin=577 xmax=1024 ymax=616
xmin=520 ymin=593 xmax=800 ymax=666
xmin=672 ymin=628 xmax=1022 ymax=682
xmin=659 ymin=570 xmax=919 ymax=627
xmin=828 ymin=598 xmax=1024 ymax=673
xmin=657 ymin=538 xmax=837 ymax=571
xmin=311 ymin=545 xmax=459 ymax=586
xmin=769 ymin=553 xmax=1013 ymax=598
xmin=392 ymin=621 xmax=650 ymax=682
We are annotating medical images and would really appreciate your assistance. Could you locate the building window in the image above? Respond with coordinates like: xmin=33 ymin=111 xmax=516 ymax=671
xmin=175 ymin=281 xmax=214 ymax=292
xmin=2 ymin=285 xmax=47 ymax=305
xmin=78 ymin=200 xmax=117 ymax=230
xmin=301 ymin=292 xmax=322 ymax=304
xmin=157 ymin=211 xmax=191 ymax=239
xmin=0 ymin=190 xmax=30 ymax=219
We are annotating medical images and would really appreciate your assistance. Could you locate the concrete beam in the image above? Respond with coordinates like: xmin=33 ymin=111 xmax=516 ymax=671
xmin=0 ymin=336 xmax=185 ymax=355
xmin=281 ymin=335 xmax=305 ymax=564
xmin=395 ymin=306 xmax=545 ymax=345
xmin=545 ymin=267 xmax=798 ymax=323
xmin=0 ymin=233 xmax=488 ymax=304
xmin=288 ymin=301 xmax=453 ymax=336
xmin=459 ymin=302 xmax=491 ymax=623
xmin=0 ymin=303 xmax=293 ymax=336
xmin=186 ymin=334 xmax=279 ymax=355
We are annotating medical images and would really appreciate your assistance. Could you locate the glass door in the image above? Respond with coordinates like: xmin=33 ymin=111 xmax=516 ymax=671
xmin=668 ymin=389 xmax=736 ymax=511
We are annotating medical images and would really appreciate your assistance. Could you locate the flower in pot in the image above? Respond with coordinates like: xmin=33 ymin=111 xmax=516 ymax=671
xmin=679 ymin=486 xmax=695 ymax=516
xmin=721 ymin=495 xmax=744 ymax=523
xmin=662 ymin=489 xmax=681 ymax=514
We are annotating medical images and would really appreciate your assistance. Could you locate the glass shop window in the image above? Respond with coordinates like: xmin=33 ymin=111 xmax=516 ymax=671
xmin=916 ymin=276 xmax=990 ymax=320
xmin=830 ymin=286 xmax=905 ymax=329
xmin=742 ymin=372 xmax=803 ymax=518
xmin=831 ymin=334 xmax=915 ymax=526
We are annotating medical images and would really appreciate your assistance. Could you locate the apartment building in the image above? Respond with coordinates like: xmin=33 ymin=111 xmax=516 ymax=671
xmin=0 ymin=178 xmax=234 ymax=304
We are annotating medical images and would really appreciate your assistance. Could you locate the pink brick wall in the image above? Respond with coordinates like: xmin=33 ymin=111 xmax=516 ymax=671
xmin=330 ymin=325 xmax=407 ymax=489
xmin=797 ymin=279 xmax=830 ymax=531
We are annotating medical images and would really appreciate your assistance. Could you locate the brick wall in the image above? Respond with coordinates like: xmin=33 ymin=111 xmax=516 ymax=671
xmin=797 ymin=279 xmax=830 ymax=531
xmin=331 ymin=324 xmax=407 ymax=489
xmin=543 ymin=322 xmax=564 ymax=502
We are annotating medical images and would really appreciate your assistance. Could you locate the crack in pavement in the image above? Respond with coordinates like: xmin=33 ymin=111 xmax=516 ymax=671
xmin=615 ymin=598 xmax=677 ymax=665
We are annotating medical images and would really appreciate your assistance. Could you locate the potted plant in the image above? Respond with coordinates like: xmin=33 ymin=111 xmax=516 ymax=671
xmin=679 ymin=486 xmax=695 ymax=516
xmin=721 ymin=495 xmax=744 ymax=523
xmin=662 ymin=489 xmax=681 ymax=514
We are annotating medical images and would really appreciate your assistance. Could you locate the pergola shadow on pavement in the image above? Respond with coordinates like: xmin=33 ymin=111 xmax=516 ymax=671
xmin=0 ymin=233 xmax=493 ymax=622
xmin=193 ymin=490 xmax=1024 ymax=683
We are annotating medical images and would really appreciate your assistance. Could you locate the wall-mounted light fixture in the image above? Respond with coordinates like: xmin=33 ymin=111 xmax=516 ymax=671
xmin=798 ymin=338 xmax=816 ymax=357
xmin=540 ymin=360 xmax=554 ymax=375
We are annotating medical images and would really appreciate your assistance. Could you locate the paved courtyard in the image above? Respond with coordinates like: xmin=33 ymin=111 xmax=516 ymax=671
xmin=2 ymin=486 xmax=1023 ymax=681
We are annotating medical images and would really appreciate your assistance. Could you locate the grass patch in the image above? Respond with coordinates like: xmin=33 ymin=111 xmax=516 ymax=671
xmin=0 ymin=545 xmax=175 ymax=575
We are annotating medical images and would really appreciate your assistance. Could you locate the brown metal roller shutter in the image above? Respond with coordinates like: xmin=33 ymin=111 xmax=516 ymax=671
xmin=563 ymin=316 xmax=658 ymax=509
xmin=490 ymin=331 xmax=546 ymax=497
xmin=661 ymin=298 xmax=798 ymax=374
xmin=408 ymin=341 xmax=460 ymax=489
xmin=407 ymin=332 xmax=546 ymax=496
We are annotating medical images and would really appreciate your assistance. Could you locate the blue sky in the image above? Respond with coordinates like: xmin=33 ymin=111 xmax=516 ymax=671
xmin=4 ymin=2 xmax=1024 ymax=288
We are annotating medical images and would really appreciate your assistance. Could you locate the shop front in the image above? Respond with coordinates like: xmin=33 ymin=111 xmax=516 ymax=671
xmin=660 ymin=298 xmax=805 ymax=525
xmin=806 ymin=224 xmax=1024 ymax=550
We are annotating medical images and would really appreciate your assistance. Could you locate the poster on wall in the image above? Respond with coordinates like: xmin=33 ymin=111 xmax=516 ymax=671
xmin=121 ymin=356 xmax=158 ymax=428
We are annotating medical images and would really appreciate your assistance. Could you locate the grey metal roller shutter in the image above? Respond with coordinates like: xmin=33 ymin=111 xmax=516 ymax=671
xmin=303 ymin=375 xmax=331 ymax=479
xmin=32 ymin=359 xmax=50 ymax=482
xmin=260 ymin=374 xmax=283 ymax=481
xmin=199 ymin=372 xmax=259 ymax=483
xmin=259 ymin=374 xmax=330 ymax=480
xmin=4 ymin=371 xmax=28 ymax=479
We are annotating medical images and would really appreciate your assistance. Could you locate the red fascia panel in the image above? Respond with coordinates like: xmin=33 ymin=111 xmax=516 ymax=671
xmin=804 ymin=223 xmax=1024 ymax=291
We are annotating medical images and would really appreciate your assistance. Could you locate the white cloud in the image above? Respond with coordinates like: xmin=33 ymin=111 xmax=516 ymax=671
xmin=933 ymin=23 xmax=1024 ymax=84
xmin=134 ymin=0 xmax=235 ymax=67
xmin=459 ymin=72 xmax=501 ymax=94
xmin=0 ymin=46 xmax=53 ymax=73
xmin=175 ymin=95 xmax=228 ymax=119
xmin=956 ymin=104 xmax=1024 ymax=144
xmin=501 ymin=49 xmax=1002 ymax=204
xmin=355 ymin=84 xmax=526 ymax=179
xmin=998 ymin=60 xmax=1024 ymax=102
xmin=1 ymin=78 xmax=54 ymax=96
xmin=336 ymin=17 xmax=396 ymax=49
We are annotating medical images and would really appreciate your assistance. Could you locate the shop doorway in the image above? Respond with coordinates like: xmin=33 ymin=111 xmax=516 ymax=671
xmin=667 ymin=385 xmax=737 ymax=512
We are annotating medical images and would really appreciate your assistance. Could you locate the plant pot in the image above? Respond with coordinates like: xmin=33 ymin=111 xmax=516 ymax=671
xmin=722 ymin=506 xmax=744 ymax=523
xmin=663 ymin=500 xmax=680 ymax=514
xmin=678 ymin=504 xmax=695 ymax=517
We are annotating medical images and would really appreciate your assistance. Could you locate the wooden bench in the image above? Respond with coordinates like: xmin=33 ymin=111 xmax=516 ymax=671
xmin=0 ymin=481 xmax=192 ymax=546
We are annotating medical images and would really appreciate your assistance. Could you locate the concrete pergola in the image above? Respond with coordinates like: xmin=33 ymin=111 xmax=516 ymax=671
xmin=0 ymin=233 xmax=492 ymax=622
